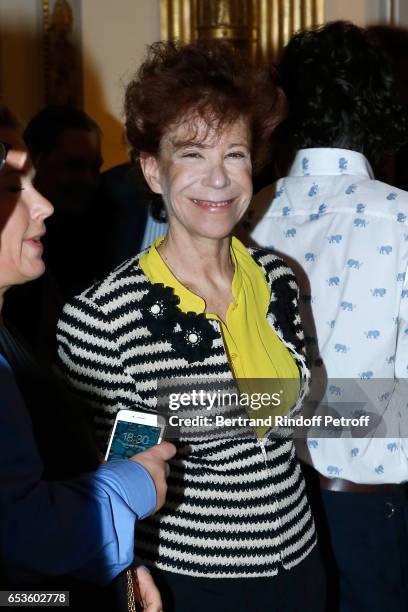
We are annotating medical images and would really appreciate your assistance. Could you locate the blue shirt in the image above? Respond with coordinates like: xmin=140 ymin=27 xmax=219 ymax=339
xmin=250 ymin=148 xmax=408 ymax=484
xmin=0 ymin=354 xmax=156 ymax=585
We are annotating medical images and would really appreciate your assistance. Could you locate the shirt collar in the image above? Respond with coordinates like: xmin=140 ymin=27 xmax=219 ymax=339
xmin=144 ymin=237 xmax=205 ymax=313
xmin=142 ymin=236 xmax=244 ymax=315
xmin=289 ymin=148 xmax=374 ymax=179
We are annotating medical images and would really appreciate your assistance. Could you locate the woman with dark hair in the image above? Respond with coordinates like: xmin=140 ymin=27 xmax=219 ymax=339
xmin=57 ymin=41 xmax=325 ymax=612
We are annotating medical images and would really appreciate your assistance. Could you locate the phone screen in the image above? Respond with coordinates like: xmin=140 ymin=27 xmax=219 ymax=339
xmin=106 ymin=420 xmax=161 ymax=461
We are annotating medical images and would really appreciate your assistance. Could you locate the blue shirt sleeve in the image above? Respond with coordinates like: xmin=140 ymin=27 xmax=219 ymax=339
xmin=0 ymin=355 xmax=156 ymax=585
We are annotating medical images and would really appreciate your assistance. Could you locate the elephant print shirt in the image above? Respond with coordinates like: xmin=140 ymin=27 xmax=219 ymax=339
xmin=248 ymin=148 xmax=408 ymax=484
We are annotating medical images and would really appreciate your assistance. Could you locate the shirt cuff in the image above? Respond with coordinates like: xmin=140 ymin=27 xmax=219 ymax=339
xmin=98 ymin=460 xmax=157 ymax=519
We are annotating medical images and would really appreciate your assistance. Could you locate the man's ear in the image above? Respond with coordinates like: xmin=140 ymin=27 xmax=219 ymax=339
xmin=140 ymin=153 xmax=163 ymax=195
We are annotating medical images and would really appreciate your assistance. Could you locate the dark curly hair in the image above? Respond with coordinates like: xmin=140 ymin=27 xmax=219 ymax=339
xmin=277 ymin=20 xmax=408 ymax=162
xmin=124 ymin=40 xmax=286 ymax=174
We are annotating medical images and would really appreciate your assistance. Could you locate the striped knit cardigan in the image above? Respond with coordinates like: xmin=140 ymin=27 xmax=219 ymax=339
xmin=57 ymin=246 xmax=316 ymax=578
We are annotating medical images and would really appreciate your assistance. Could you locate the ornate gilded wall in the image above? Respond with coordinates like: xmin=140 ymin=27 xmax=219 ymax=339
xmin=161 ymin=0 xmax=324 ymax=62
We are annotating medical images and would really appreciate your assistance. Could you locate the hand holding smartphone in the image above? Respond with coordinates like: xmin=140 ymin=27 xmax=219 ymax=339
xmin=106 ymin=410 xmax=173 ymax=611
xmin=105 ymin=409 xmax=174 ymax=512
xmin=105 ymin=409 xmax=166 ymax=461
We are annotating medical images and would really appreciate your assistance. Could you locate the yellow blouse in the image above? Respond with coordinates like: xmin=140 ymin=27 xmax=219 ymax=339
xmin=140 ymin=236 xmax=300 ymax=436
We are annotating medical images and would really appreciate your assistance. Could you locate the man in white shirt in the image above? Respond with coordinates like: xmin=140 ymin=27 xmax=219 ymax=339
xmin=247 ymin=21 xmax=408 ymax=612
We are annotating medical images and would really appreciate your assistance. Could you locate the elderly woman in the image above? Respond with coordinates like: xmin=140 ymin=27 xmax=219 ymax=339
xmin=57 ymin=42 xmax=325 ymax=612
xmin=0 ymin=105 xmax=174 ymax=612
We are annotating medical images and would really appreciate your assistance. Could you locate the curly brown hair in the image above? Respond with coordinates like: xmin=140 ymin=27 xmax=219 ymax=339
xmin=124 ymin=40 xmax=285 ymax=174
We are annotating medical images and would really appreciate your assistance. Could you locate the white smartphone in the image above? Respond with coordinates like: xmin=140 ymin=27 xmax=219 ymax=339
xmin=105 ymin=409 xmax=166 ymax=462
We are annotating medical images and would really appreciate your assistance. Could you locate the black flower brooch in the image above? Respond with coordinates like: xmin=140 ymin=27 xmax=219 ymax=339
xmin=141 ymin=283 xmax=218 ymax=363
xmin=142 ymin=284 xmax=180 ymax=337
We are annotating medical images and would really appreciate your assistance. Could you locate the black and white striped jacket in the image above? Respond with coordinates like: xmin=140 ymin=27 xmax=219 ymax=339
xmin=57 ymin=246 xmax=316 ymax=577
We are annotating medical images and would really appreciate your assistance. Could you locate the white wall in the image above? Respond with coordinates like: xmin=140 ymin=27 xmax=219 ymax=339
xmin=324 ymin=0 xmax=385 ymax=26
xmin=81 ymin=0 xmax=161 ymax=169
xmin=396 ymin=0 xmax=408 ymax=25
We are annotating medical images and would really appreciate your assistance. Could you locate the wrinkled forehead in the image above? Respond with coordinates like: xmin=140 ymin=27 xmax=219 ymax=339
xmin=161 ymin=112 xmax=251 ymax=151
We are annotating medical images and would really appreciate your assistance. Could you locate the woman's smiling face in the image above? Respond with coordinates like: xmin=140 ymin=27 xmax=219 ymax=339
xmin=0 ymin=127 xmax=53 ymax=294
xmin=141 ymin=115 xmax=253 ymax=242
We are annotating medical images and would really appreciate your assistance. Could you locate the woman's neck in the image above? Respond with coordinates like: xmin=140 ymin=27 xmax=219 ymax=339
xmin=158 ymin=229 xmax=234 ymax=287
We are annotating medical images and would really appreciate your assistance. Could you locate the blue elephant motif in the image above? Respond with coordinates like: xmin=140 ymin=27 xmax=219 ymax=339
xmin=334 ymin=343 xmax=349 ymax=353
xmin=397 ymin=212 xmax=407 ymax=223
xmin=327 ymin=276 xmax=340 ymax=286
xmin=307 ymin=440 xmax=319 ymax=449
xmin=385 ymin=355 xmax=395 ymax=365
xmin=375 ymin=465 xmax=384 ymax=474
xmin=340 ymin=301 xmax=354 ymax=311
xmin=401 ymin=289 xmax=408 ymax=298
xmin=328 ymin=234 xmax=342 ymax=244
xmin=356 ymin=203 xmax=366 ymax=213
xmin=285 ymin=228 xmax=296 ymax=238
xmin=347 ymin=259 xmax=362 ymax=269
xmin=329 ymin=385 xmax=342 ymax=396
xmin=327 ymin=465 xmax=341 ymax=475
xmin=354 ymin=218 xmax=368 ymax=227
xmin=359 ymin=370 xmax=374 ymax=379
xmin=351 ymin=448 xmax=359 ymax=457
xmin=379 ymin=391 xmax=391 ymax=401
xmin=309 ymin=213 xmax=320 ymax=221
xmin=305 ymin=252 xmax=315 ymax=262
xmin=345 ymin=184 xmax=356 ymax=194
xmin=339 ymin=157 xmax=348 ymax=171
xmin=282 ymin=206 xmax=291 ymax=216
xmin=318 ymin=203 xmax=327 ymax=215
xmin=371 ymin=288 xmax=386 ymax=297
xmin=378 ymin=245 xmax=392 ymax=255
xmin=327 ymin=320 xmax=336 ymax=328
xmin=387 ymin=442 xmax=398 ymax=452
xmin=302 ymin=157 xmax=310 ymax=175
xmin=273 ymin=187 xmax=284 ymax=199
xmin=308 ymin=183 xmax=318 ymax=197
xmin=397 ymin=272 xmax=406 ymax=282
xmin=386 ymin=192 xmax=397 ymax=200
xmin=366 ymin=330 xmax=380 ymax=339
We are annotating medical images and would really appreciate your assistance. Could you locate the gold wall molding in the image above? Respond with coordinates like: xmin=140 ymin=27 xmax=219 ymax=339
xmin=386 ymin=0 xmax=398 ymax=25
xmin=42 ymin=0 xmax=82 ymax=106
xmin=160 ymin=0 xmax=324 ymax=62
